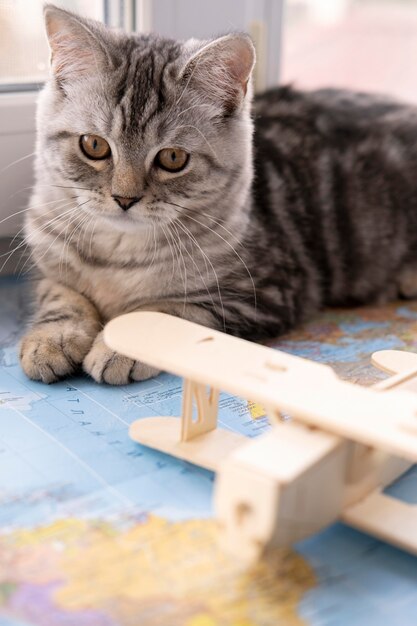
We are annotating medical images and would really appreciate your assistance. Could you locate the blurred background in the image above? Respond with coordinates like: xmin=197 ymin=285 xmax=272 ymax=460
xmin=283 ymin=0 xmax=417 ymax=103
xmin=0 ymin=0 xmax=416 ymax=253
xmin=0 ymin=1 xmax=103 ymax=86
xmin=1 ymin=0 xmax=417 ymax=100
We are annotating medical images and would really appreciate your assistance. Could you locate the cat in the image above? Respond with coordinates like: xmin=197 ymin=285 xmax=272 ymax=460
xmin=20 ymin=4 xmax=417 ymax=385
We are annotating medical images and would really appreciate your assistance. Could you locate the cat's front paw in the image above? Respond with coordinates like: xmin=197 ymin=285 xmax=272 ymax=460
xmin=83 ymin=331 xmax=160 ymax=385
xmin=20 ymin=326 xmax=95 ymax=383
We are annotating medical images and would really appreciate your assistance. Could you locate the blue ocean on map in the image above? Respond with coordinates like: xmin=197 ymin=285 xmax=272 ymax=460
xmin=2 ymin=276 xmax=417 ymax=625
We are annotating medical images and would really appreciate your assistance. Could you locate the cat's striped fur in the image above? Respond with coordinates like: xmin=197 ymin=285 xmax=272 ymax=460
xmin=20 ymin=5 xmax=417 ymax=384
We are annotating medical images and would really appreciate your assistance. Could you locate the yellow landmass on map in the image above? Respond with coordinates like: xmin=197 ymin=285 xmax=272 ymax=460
xmin=248 ymin=401 xmax=267 ymax=419
xmin=0 ymin=516 xmax=315 ymax=626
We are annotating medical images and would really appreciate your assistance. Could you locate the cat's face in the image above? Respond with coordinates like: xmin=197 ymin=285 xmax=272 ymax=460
xmin=36 ymin=5 xmax=255 ymax=233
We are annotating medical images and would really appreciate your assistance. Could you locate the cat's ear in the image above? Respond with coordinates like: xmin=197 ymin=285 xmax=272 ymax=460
xmin=181 ymin=34 xmax=256 ymax=114
xmin=44 ymin=4 xmax=111 ymax=84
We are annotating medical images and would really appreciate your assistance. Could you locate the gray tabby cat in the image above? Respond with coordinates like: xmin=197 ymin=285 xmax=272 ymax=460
xmin=20 ymin=5 xmax=417 ymax=385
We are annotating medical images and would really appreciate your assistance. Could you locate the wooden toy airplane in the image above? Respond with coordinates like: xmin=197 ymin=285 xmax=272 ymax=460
xmin=104 ymin=312 xmax=417 ymax=562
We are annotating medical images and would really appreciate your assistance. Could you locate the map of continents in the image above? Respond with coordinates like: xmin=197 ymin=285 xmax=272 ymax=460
xmin=1 ymin=275 xmax=417 ymax=625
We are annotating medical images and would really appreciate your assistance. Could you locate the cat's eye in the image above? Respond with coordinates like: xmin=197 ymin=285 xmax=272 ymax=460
xmin=80 ymin=134 xmax=111 ymax=160
xmin=155 ymin=148 xmax=189 ymax=173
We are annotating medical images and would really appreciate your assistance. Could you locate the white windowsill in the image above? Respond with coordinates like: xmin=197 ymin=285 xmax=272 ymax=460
xmin=0 ymin=90 xmax=38 ymax=134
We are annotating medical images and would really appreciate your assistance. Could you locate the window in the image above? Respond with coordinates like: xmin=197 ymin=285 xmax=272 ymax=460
xmin=0 ymin=0 xmax=135 ymax=240
xmin=282 ymin=0 xmax=417 ymax=103
xmin=0 ymin=1 xmax=105 ymax=90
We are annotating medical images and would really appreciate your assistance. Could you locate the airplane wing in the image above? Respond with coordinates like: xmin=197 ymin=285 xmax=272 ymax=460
xmin=104 ymin=312 xmax=417 ymax=463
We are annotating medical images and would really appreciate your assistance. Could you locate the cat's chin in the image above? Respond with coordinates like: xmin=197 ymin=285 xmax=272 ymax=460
xmin=101 ymin=212 xmax=159 ymax=233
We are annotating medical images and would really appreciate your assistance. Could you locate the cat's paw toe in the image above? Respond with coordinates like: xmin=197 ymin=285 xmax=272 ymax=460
xmin=129 ymin=360 xmax=160 ymax=382
xmin=84 ymin=347 xmax=135 ymax=385
xmin=20 ymin=331 xmax=80 ymax=383
xmin=83 ymin=332 xmax=159 ymax=385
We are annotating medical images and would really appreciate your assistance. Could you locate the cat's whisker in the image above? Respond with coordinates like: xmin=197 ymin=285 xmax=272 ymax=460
xmin=29 ymin=199 xmax=87 ymax=240
xmin=22 ymin=199 xmax=78 ymax=235
xmin=173 ymin=219 xmax=226 ymax=328
xmin=8 ymin=183 xmax=62 ymax=200
xmin=10 ymin=210 xmax=59 ymax=251
xmin=10 ymin=225 xmax=32 ymax=249
xmin=172 ymin=230 xmax=189 ymax=317
xmin=68 ymin=201 xmax=92 ymax=237
xmin=80 ymin=213 xmax=95 ymax=257
xmin=138 ymin=223 xmax=157 ymax=283
xmin=173 ymin=217 xmax=209 ymax=277
xmin=0 ymin=240 xmax=30 ymax=274
xmin=161 ymin=223 xmax=188 ymax=313
xmin=180 ymin=203 xmax=249 ymax=254
xmin=0 ymin=205 xmax=49 ymax=228
xmin=9 ymin=239 xmax=37 ymax=277
xmin=20 ymin=200 xmax=90 ymax=277
xmin=175 ymin=234 xmax=189 ymax=317
xmin=0 ymin=239 xmax=27 ymax=262
xmin=175 ymin=124 xmax=220 ymax=162
xmin=160 ymin=223 xmax=183 ymax=294
xmin=0 ymin=199 xmax=81 ymax=273
xmin=66 ymin=215 xmax=89 ymax=278
xmin=169 ymin=222 xmax=191 ymax=292
xmin=58 ymin=216 xmax=78 ymax=279
xmin=8 ymin=186 xmax=37 ymax=200
xmin=57 ymin=211 xmax=87 ymax=278
xmin=18 ymin=206 xmax=82 ymax=277
xmin=50 ymin=184 xmax=91 ymax=192
xmin=171 ymin=221 xmax=223 ymax=323
xmin=162 ymin=223 xmax=180 ymax=285
xmin=142 ymin=220 xmax=153 ymax=261
xmin=171 ymin=223 xmax=194 ymax=314
xmin=88 ymin=216 xmax=98 ymax=259
xmin=59 ymin=201 xmax=92 ymax=279
xmin=176 ymin=102 xmax=213 ymax=118
xmin=75 ymin=207 xmax=94 ymax=255
xmin=0 ymin=196 xmax=74 ymax=229
xmin=188 ymin=207 xmax=232 ymax=225
xmin=141 ymin=222 xmax=159 ymax=282
xmin=166 ymin=57 xmax=204 ymax=119
xmin=10 ymin=184 xmax=90 ymax=200
xmin=76 ymin=210 xmax=95 ymax=258
xmin=0 ymin=151 xmax=37 ymax=175
xmin=167 ymin=201 xmax=257 ymax=315
xmin=27 ymin=196 xmax=78 ymax=211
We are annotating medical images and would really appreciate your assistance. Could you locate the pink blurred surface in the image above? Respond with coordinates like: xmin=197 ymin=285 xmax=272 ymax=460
xmin=282 ymin=2 xmax=417 ymax=103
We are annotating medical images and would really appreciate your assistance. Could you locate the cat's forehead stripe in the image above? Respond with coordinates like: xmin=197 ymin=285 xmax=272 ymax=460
xmin=114 ymin=38 xmax=182 ymax=136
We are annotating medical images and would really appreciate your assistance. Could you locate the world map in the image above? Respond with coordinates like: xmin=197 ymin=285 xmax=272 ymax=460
xmin=1 ymin=275 xmax=417 ymax=626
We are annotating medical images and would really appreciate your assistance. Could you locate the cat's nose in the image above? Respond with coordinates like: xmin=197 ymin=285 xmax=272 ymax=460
xmin=112 ymin=195 xmax=142 ymax=211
